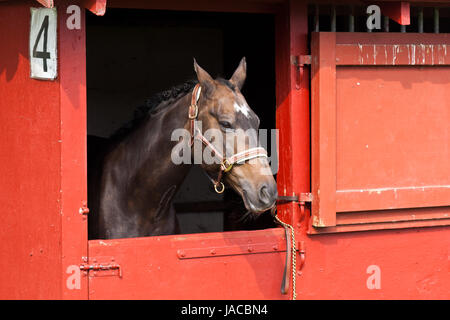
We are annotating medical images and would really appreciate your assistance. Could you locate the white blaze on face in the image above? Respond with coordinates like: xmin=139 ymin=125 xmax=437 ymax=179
xmin=233 ymin=101 xmax=251 ymax=118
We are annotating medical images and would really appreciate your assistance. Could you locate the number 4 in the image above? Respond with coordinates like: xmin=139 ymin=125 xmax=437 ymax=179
xmin=30 ymin=7 xmax=57 ymax=80
xmin=32 ymin=15 xmax=51 ymax=72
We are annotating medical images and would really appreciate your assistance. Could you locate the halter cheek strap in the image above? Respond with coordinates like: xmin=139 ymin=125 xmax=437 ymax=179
xmin=188 ymin=84 xmax=268 ymax=193
xmin=188 ymin=84 xmax=202 ymax=143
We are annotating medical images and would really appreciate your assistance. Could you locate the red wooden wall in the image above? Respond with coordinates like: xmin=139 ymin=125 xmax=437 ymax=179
xmin=0 ymin=0 xmax=87 ymax=299
xmin=0 ymin=1 xmax=63 ymax=299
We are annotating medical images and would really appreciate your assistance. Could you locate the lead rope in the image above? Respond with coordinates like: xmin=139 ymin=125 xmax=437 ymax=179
xmin=273 ymin=210 xmax=297 ymax=301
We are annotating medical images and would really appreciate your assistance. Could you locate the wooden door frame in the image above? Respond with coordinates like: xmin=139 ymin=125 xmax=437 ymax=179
xmin=65 ymin=0 xmax=311 ymax=299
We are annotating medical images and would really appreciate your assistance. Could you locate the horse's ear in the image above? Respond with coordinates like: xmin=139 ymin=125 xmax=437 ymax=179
xmin=229 ymin=57 xmax=247 ymax=90
xmin=193 ymin=58 xmax=214 ymax=95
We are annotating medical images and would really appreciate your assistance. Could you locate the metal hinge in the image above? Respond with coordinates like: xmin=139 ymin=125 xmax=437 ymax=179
xmin=290 ymin=55 xmax=311 ymax=90
xmin=291 ymin=55 xmax=312 ymax=67
xmin=277 ymin=193 xmax=312 ymax=204
xmin=79 ymin=257 xmax=122 ymax=278
xmin=299 ymin=192 xmax=313 ymax=203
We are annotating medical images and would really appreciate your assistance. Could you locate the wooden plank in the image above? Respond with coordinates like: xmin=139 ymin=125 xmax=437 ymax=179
xmin=336 ymin=206 xmax=450 ymax=225
xmin=336 ymin=32 xmax=450 ymax=45
xmin=311 ymin=32 xmax=337 ymax=227
xmin=275 ymin=0 xmax=310 ymax=229
xmin=106 ymin=0 xmax=281 ymax=13
xmin=336 ymin=43 xmax=450 ymax=66
xmin=336 ymin=186 xmax=450 ymax=212
xmin=308 ymin=217 xmax=450 ymax=235
xmin=58 ymin=3 xmax=88 ymax=299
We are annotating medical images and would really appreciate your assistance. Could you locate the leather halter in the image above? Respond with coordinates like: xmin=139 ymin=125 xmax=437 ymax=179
xmin=188 ymin=84 xmax=268 ymax=193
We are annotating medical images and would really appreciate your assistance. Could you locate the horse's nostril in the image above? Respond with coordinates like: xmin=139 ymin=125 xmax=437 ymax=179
xmin=259 ymin=184 xmax=272 ymax=206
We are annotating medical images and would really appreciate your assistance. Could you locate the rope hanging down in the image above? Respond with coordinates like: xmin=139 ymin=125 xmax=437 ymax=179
xmin=272 ymin=208 xmax=297 ymax=301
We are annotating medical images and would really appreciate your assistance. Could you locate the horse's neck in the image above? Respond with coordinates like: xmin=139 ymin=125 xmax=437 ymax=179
xmin=98 ymin=93 xmax=194 ymax=238
xmin=126 ymin=93 xmax=193 ymax=192
xmin=103 ymin=93 xmax=193 ymax=213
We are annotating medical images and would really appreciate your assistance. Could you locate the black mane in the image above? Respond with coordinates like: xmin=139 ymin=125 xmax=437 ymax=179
xmin=110 ymin=79 xmax=198 ymax=141
xmin=110 ymin=77 xmax=235 ymax=142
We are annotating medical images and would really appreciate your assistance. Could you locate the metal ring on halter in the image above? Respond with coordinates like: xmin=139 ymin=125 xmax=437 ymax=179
xmin=214 ymin=181 xmax=225 ymax=194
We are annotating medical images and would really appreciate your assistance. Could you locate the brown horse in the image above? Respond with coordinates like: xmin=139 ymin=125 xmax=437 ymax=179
xmin=89 ymin=58 xmax=277 ymax=239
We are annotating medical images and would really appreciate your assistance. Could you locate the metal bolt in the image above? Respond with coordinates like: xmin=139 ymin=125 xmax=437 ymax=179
xmin=79 ymin=206 xmax=89 ymax=215
xmin=210 ymin=249 xmax=216 ymax=255
xmin=177 ymin=250 xmax=186 ymax=258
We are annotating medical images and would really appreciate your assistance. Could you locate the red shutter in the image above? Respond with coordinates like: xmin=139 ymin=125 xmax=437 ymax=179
xmin=310 ymin=32 xmax=450 ymax=233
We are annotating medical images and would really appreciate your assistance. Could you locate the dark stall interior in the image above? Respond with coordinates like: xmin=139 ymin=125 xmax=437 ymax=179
xmin=86 ymin=9 xmax=277 ymax=239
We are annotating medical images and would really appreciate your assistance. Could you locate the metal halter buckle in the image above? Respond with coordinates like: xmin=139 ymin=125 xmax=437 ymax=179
xmin=188 ymin=104 xmax=198 ymax=119
xmin=222 ymin=159 xmax=233 ymax=172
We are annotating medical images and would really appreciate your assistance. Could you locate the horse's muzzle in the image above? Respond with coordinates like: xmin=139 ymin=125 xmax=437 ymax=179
xmin=243 ymin=182 xmax=278 ymax=214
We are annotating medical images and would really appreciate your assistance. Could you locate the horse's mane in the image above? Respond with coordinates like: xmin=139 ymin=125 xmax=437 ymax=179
xmin=109 ymin=77 xmax=236 ymax=143
xmin=110 ymin=79 xmax=198 ymax=142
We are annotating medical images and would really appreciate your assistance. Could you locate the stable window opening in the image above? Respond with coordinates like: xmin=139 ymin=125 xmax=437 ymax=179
xmin=86 ymin=9 xmax=277 ymax=240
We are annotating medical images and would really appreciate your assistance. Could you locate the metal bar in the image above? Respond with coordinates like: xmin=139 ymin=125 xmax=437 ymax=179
xmin=434 ymin=7 xmax=439 ymax=34
xmin=401 ymin=24 xmax=406 ymax=33
xmin=177 ymin=237 xmax=288 ymax=259
xmin=314 ymin=4 xmax=320 ymax=32
xmin=384 ymin=16 xmax=389 ymax=32
xmin=349 ymin=6 xmax=355 ymax=32
xmin=331 ymin=5 xmax=336 ymax=32
xmin=418 ymin=7 xmax=424 ymax=33
xmin=80 ymin=262 xmax=122 ymax=278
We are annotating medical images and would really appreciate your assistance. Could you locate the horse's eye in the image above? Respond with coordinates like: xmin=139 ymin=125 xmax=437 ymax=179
xmin=219 ymin=121 xmax=233 ymax=130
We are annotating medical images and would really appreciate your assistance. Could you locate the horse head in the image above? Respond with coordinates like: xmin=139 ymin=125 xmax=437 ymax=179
xmin=190 ymin=58 xmax=277 ymax=214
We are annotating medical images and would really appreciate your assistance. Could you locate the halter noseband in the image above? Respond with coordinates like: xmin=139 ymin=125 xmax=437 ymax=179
xmin=188 ymin=84 xmax=268 ymax=193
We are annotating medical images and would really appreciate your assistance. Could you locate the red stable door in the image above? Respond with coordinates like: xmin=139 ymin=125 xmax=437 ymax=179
xmin=87 ymin=229 xmax=289 ymax=299
xmin=310 ymin=32 xmax=450 ymax=234
xmin=82 ymin=1 xmax=305 ymax=300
